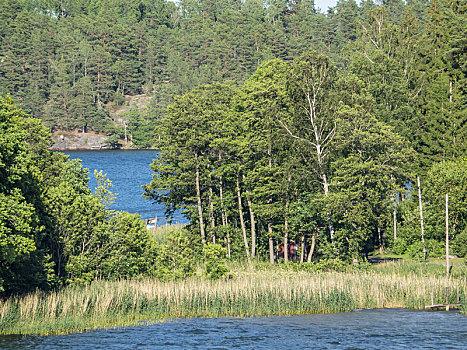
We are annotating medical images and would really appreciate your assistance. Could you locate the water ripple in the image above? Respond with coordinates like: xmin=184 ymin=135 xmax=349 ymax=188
xmin=1 ymin=309 xmax=466 ymax=349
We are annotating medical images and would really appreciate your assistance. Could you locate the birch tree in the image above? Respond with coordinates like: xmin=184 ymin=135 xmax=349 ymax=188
xmin=280 ymin=51 xmax=338 ymax=244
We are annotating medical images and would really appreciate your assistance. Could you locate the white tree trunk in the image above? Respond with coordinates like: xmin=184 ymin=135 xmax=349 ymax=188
xmin=236 ymin=170 xmax=250 ymax=263
xmin=307 ymin=233 xmax=316 ymax=262
xmin=243 ymin=174 xmax=256 ymax=258
xmin=195 ymin=154 xmax=205 ymax=245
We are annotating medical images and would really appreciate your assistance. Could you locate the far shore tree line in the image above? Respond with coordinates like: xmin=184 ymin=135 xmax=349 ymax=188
xmin=0 ymin=0 xmax=466 ymax=297
xmin=2 ymin=0 xmax=464 ymax=148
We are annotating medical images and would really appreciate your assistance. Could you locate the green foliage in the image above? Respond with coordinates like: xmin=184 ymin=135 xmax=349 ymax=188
xmin=0 ymin=0 xmax=395 ymax=135
xmin=406 ymin=239 xmax=444 ymax=260
xmin=203 ymin=243 xmax=230 ymax=280
xmin=94 ymin=170 xmax=118 ymax=209
xmin=452 ymin=227 xmax=467 ymax=258
xmin=1 ymin=0 xmax=465 ymax=291
xmin=0 ymin=97 xmax=162 ymax=294
xmin=152 ymin=229 xmax=199 ymax=281
xmin=390 ymin=158 xmax=467 ymax=259
xmin=0 ymin=96 xmax=52 ymax=294
xmin=105 ymin=134 xmax=121 ymax=149
xmin=423 ymin=158 xmax=467 ymax=241
xmin=416 ymin=1 xmax=467 ymax=168
xmin=124 ymin=105 xmax=158 ymax=148
xmin=329 ymin=102 xmax=415 ymax=257
xmin=100 ymin=212 xmax=156 ymax=280
xmin=392 ymin=236 xmax=411 ymax=255
xmin=0 ymin=191 xmax=37 ymax=263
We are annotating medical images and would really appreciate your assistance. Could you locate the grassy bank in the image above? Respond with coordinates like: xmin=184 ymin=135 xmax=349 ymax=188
xmin=1 ymin=261 xmax=465 ymax=335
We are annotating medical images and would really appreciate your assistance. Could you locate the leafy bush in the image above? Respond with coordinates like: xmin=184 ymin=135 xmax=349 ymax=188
xmin=280 ymin=259 xmax=349 ymax=272
xmin=100 ymin=212 xmax=156 ymax=280
xmin=406 ymin=239 xmax=444 ymax=260
xmin=152 ymin=229 xmax=198 ymax=281
xmin=314 ymin=259 xmax=348 ymax=272
xmin=392 ymin=237 xmax=411 ymax=255
xmin=203 ymin=243 xmax=230 ymax=280
xmin=451 ymin=228 xmax=467 ymax=258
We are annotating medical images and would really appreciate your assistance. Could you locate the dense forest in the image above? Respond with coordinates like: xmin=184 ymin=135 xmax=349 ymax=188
xmin=1 ymin=0 xmax=466 ymax=296
xmin=3 ymin=0 xmax=463 ymax=148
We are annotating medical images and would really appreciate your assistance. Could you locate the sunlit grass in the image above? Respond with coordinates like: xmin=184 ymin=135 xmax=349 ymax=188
xmin=1 ymin=261 xmax=465 ymax=335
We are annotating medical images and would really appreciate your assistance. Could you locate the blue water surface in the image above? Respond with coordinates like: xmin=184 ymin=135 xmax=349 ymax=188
xmin=63 ymin=150 xmax=184 ymax=223
xmin=0 ymin=309 xmax=466 ymax=349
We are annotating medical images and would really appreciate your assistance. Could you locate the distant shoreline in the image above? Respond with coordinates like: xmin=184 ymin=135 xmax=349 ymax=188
xmin=50 ymin=130 xmax=154 ymax=151
xmin=53 ymin=147 xmax=155 ymax=151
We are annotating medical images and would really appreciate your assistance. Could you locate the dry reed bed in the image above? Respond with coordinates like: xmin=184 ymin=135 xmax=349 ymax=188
xmin=1 ymin=269 xmax=465 ymax=335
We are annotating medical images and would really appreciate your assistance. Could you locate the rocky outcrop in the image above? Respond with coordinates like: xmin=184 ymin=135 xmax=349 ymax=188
xmin=51 ymin=131 xmax=110 ymax=150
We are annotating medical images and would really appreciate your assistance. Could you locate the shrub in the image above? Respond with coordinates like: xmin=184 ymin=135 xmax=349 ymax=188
xmin=451 ymin=228 xmax=467 ymax=258
xmin=406 ymin=239 xmax=444 ymax=260
xmin=392 ymin=237 xmax=411 ymax=255
xmin=314 ymin=259 xmax=348 ymax=272
xmin=204 ymin=243 xmax=230 ymax=280
xmin=152 ymin=229 xmax=198 ymax=281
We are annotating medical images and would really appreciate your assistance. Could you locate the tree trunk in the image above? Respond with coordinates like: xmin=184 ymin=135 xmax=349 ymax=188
xmin=195 ymin=154 xmax=206 ymax=246
xmin=417 ymin=176 xmax=426 ymax=259
xmin=300 ymin=235 xmax=305 ymax=263
xmin=268 ymin=144 xmax=274 ymax=264
xmin=284 ymin=199 xmax=289 ymax=263
xmin=446 ymin=193 xmax=449 ymax=278
xmin=378 ymin=225 xmax=383 ymax=254
xmin=268 ymin=220 xmax=274 ymax=264
xmin=226 ymin=229 xmax=231 ymax=259
xmin=220 ymin=179 xmax=226 ymax=227
xmin=209 ymin=184 xmax=216 ymax=244
xmin=218 ymin=153 xmax=230 ymax=256
xmin=322 ymin=173 xmax=335 ymax=244
xmin=393 ymin=193 xmax=397 ymax=241
xmin=236 ymin=169 xmax=250 ymax=263
xmin=269 ymin=234 xmax=274 ymax=265
xmin=222 ymin=191 xmax=231 ymax=258
xmin=219 ymin=173 xmax=230 ymax=258
xmin=307 ymin=233 xmax=316 ymax=262
xmin=243 ymin=174 xmax=256 ymax=258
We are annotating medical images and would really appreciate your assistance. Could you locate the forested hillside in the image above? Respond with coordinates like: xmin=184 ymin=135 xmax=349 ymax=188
xmin=1 ymin=0 xmax=450 ymax=147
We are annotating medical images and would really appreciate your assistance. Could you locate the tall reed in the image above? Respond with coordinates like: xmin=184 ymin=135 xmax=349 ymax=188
xmin=1 ymin=263 xmax=465 ymax=335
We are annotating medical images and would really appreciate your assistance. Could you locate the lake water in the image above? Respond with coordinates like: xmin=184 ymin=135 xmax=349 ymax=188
xmin=1 ymin=309 xmax=465 ymax=349
xmin=63 ymin=150 xmax=184 ymax=223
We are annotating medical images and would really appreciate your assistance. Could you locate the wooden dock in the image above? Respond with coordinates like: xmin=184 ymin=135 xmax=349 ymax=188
xmin=425 ymin=287 xmax=462 ymax=311
xmin=425 ymin=304 xmax=461 ymax=311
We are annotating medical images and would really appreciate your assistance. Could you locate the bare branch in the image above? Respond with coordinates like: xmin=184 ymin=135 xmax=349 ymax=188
xmin=363 ymin=51 xmax=375 ymax=64
xmin=321 ymin=124 xmax=336 ymax=146
xmin=277 ymin=119 xmax=317 ymax=147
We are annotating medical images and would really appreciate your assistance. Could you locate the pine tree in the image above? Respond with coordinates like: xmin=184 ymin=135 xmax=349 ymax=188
xmin=416 ymin=0 xmax=466 ymax=169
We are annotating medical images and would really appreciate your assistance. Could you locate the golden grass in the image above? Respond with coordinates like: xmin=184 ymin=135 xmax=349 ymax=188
xmin=1 ymin=261 xmax=465 ymax=335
